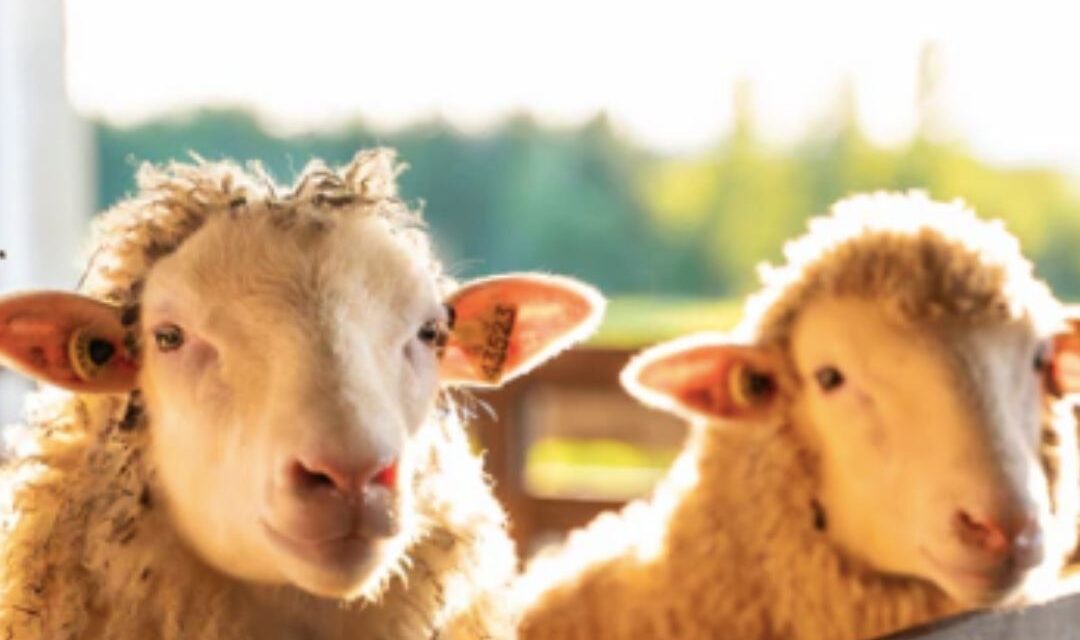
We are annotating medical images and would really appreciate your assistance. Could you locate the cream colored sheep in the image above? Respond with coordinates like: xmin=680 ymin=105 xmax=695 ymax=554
xmin=0 ymin=149 xmax=605 ymax=639
xmin=515 ymin=192 xmax=1080 ymax=640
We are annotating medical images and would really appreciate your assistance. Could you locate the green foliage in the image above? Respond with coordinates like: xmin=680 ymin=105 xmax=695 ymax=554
xmin=95 ymin=106 xmax=1080 ymax=312
xmin=591 ymin=297 xmax=740 ymax=347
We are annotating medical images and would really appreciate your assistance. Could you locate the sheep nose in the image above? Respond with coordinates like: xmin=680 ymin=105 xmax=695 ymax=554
xmin=952 ymin=510 xmax=1043 ymax=568
xmin=287 ymin=455 xmax=398 ymax=496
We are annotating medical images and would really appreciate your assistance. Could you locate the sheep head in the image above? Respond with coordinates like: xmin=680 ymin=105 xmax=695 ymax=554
xmin=622 ymin=193 xmax=1080 ymax=607
xmin=0 ymin=155 xmax=604 ymax=602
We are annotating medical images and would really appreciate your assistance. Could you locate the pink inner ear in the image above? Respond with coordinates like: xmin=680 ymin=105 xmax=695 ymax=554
xmin=0 ymin=291 xmax=138 ymax=393
xmin=627 ymin=340 xmax=780 ymax=421
xmin=0 ymin=315 xmax=83 ymax=385
xmin=1055 ymin=353 xmax=1080 ymax=394
xmin=1053 ymin=322 xmax=1080 ymax=395
xmin=442 ymin=276 xmax=602 ymax=386
xmin=636 ymin=345 xmax=736 ymax=418
xmin=500 ymin=284 xmax=595 ymax=372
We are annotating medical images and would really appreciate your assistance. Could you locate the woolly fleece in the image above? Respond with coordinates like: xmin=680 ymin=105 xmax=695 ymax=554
xmin=516 ymin=192 xmax=1080 ymax=640
xmin=0 ymin=150 xmax=517 ymax=639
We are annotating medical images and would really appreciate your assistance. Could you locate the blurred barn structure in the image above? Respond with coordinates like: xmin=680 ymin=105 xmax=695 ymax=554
xmin=470 ymin=346 xmax=685 ymax=555
xmin=0 ymin=0 xmax=94 ymax=426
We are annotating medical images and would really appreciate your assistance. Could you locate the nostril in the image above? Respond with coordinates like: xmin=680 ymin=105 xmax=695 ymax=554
xmin=285 ymin=454 xmax=400 ymax=496
xmin=953 ymin=510 xmax=1010 ymax=553
xmin=288 ymin=458 xmax=351 ymax=494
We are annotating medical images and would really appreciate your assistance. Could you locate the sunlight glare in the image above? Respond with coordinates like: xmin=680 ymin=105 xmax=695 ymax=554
xmin=65 ymin=0 xmax=1080 ymax=167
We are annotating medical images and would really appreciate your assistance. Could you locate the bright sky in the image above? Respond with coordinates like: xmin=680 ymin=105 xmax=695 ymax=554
xmin=65 ymin=0 xmax=1080 ymax=169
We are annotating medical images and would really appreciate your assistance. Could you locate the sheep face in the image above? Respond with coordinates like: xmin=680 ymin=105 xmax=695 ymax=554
xmin=0 ymin=212 xmax=604 ymax=602
xmin=788 ymin=296 xmax=1048 ymax=605
xmin=623 ymin=296 xmax=1080 ymax=607
xmin=138 ymin=213 xmax=437 ymax=599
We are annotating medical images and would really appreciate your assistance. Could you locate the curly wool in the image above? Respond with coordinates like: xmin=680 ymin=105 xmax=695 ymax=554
xmin=80 ymin=148 xmax=445 ymax=312
xmin=0 ymin=150 xmax=517 ymax=639
xmin=516 ymin=192 xmax=1080 ymax=640
xmin=747 ymin=192 xmax=1065 ymax=345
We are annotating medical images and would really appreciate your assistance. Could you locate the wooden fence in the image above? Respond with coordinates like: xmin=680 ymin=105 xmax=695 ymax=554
xmin=470 ymin=346 xmax=678 ymax=554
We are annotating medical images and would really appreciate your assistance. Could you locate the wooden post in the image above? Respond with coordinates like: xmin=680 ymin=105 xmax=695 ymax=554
xmin=0 ymin=0 xmax=94 ymax=424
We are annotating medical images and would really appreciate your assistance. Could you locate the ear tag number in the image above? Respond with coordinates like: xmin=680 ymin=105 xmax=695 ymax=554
xmin=452 ymin=303 xmax=517 ymax=382
xmin=479 ymin=304 xmax=515 ymax=381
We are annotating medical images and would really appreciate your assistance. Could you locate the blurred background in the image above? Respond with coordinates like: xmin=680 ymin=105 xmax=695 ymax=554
xmin=4 ymin=0 xmax=1080 ymax=552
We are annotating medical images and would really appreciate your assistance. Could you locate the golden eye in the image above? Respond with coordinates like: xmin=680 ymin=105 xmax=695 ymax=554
xmin=68 ymin=327 xmax=117 ymax=381
xmin=728 ymin=362 xmax=776 ymax=407
xmin=153 ymin=324 xmax=185 ymax=352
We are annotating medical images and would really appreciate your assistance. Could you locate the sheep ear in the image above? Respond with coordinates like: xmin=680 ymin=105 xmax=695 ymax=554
xmin=620 ymin=333 xmax=787 ymax=424
xmin=1050 ymin=314 xmax=1080 ymax=396
xmin=440 ymin=274 xmax=605 ymax=387
xmin=0 ymin=291 xmax=138 ymax=393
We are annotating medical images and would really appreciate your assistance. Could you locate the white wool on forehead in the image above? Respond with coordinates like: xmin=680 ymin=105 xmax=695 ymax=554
xmin=79 ymin=148 xmax=444 ymax=310
xmin=740 ymin=191 xmax=1064 ymax=346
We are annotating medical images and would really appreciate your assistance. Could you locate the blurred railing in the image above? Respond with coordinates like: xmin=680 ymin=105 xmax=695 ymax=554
xmin=882 ymin=591 xmax=1080 ymax=639
xmin=470 ymin=346 xmax=681 ymax=555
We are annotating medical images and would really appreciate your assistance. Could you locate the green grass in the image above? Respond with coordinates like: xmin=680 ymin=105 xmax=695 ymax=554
xmin=589 ymin=296 xmax=742 ymax=348
xmin=525 ymin=437 xmax=681 ymax=500
xmin=529 ymin=437 xmax=678 ymax=469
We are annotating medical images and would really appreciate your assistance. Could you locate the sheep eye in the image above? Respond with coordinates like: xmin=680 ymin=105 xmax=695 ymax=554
xmin=814 ymin=366 xmax=845 ymax=392
xmin=417 ymin=318 xmax=449 ymax=348
xmin=443 ymin=303 xmax=456 ymax=330
xmin=153 ymin=324 xmax=185 ymax=352
xmin=1034 ymin=340 xmax=1052 ymax=372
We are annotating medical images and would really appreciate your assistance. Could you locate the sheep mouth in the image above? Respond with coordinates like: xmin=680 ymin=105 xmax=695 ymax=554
xmin=260 ymin=516 xmax=411 ymax=598
xmin=919 ymin=547 xmax=1029 ymax=604
xmin=260 ymin=518 xmax=395 ymax=570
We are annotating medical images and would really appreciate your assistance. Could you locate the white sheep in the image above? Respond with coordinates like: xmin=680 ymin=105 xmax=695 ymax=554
xmin=0 ymin=149 xmax=605 ymax=639
xmin=514 ymin=192 xmax=1080 ymax=640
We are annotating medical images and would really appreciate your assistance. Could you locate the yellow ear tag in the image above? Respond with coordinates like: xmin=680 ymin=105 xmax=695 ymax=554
xmin=68 ymin=327 xmax=118 ymax=381
xmin=728 ymin=362 xmax=775 ymax=408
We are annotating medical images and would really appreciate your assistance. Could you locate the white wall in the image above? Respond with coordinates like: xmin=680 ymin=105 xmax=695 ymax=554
xmin=0 ymin=0 xmax=95 ymax=425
